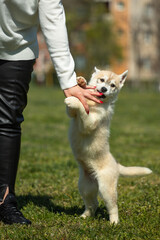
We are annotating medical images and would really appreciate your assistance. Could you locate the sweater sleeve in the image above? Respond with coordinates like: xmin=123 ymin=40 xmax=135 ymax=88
xmin=38 ymin=0 xmax=77 ymax=90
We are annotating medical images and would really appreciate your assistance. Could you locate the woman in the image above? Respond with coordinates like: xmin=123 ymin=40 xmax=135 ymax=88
xmin=0 ymin=0 xmax=102 ymax=225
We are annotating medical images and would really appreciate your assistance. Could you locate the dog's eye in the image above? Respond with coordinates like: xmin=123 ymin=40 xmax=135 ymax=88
xmin=111 ymin=83 xmax=115 ymax=88
xmin=100 ymin=78 xmax=105 ymax=82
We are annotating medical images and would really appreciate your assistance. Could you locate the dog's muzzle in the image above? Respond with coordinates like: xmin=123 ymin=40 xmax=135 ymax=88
xmin=97 ymin=89 xmax=107 ymax=99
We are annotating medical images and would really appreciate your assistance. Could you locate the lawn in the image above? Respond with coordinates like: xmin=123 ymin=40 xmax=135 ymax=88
xmin=0 ymin=85 xmax=159 ymax=240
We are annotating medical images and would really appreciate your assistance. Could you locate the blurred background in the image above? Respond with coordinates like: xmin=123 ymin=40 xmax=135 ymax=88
xmin=33 ymin=0 xmax=160 ymax=90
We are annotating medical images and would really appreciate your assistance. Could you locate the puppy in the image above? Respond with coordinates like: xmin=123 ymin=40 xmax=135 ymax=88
xmin=65 ymin=68 xmax=152 ymax=224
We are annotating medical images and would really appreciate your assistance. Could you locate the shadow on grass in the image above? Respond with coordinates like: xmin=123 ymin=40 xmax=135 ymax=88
xmin=17 ymin=194 xmax=109 ymax=220
xmin=17 ymin=194 xmax=83 ymax=216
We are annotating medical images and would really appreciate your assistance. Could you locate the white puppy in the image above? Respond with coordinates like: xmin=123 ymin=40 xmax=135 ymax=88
xmin=65 ymin=68 xmax=152 ymax=224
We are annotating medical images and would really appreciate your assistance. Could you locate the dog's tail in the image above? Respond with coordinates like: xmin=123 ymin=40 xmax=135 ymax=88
xmin=118 ymin=164 xmax=152 ymax=177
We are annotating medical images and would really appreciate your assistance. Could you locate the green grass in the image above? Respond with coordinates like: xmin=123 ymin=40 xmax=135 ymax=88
xmin=0 ymin=86 xmax=159 ymax=240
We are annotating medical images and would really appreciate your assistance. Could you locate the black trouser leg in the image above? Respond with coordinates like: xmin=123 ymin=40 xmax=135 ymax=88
xmin=0 ymin=59 xmax=35 ymax=196
xmin=0 ymin=134 xmax=21 ymax=195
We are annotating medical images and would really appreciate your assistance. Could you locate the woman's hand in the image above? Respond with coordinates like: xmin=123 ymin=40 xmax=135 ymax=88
xmin=63 ymin=85 xmax=103 ymax=114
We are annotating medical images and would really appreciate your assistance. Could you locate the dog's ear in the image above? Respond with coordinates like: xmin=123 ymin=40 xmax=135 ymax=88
xmin=94 ymin=66 xmax=100 ymax=73
xmin=119 ymin=70 xmax=128 ymax=88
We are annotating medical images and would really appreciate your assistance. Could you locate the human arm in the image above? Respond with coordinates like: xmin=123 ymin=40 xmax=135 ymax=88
xmin=38 ymin=0 xmax=102 ymax=113
xmin=38 ymin=0 xmax=77 ymax=89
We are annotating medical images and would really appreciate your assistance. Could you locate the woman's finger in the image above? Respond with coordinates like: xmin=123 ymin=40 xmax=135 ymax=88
xmin=85 ymin=85 xmax=96 ymax=89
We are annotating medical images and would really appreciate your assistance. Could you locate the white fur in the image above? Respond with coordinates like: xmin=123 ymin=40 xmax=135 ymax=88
xmin=65 ymin=69 xmax=152 ymax=224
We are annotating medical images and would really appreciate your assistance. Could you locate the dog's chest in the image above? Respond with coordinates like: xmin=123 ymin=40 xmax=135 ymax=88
xmin=69 ymin=119 xmax=110 ymax=161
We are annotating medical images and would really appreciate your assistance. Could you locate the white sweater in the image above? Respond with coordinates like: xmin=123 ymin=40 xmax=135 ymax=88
xmin=0 ymin=0 xmax=77 ymax=90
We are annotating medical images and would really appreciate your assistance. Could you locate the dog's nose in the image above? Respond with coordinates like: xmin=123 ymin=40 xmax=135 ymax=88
xmin=101 ymin=87 xmax=107 ymax=93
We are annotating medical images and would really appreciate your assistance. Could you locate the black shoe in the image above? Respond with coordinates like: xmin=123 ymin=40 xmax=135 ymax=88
xmin=0 ymin=193 xmax=31 ymax=225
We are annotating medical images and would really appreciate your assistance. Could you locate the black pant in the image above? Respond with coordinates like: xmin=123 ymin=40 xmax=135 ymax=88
xmin=0 ymin=59 xmax=35 ymax=194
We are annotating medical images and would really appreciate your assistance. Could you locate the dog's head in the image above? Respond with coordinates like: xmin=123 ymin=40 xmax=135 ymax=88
xmin=89 ymin=67 xmax=128 ymax=101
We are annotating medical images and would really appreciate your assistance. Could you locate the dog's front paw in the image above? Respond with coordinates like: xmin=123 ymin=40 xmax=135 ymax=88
xmin=77 ymin=76 xmax=87 ymax=88
xmin=64 ymin=96 xmax=80 ymax=110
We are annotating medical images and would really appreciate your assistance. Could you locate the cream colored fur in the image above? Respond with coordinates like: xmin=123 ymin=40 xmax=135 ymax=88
xmin=65 ymin=68 xmax=152 ymax=224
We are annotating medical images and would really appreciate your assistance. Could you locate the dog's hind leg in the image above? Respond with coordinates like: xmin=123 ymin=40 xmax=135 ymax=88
xmin=97 ymin=167 xmax=119 ymax=224
xmin=78 ymin=166 xmax=98 ymax=218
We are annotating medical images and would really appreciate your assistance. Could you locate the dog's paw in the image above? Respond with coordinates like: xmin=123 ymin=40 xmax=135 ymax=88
xmin=64 ymin=96 xmax=80 ymax=109
xmin=109 ymin=214 xmax=119 ymax=225
xmin=80 ymin=209 xmax=94 ymax=219
xmin=80 ymin=213 xmax=88 ymax=219
xmin=77 ymin=76 xmax=87 ymax=88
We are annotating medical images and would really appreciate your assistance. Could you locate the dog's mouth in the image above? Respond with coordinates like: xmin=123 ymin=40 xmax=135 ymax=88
xmin=97 ymin=90 xmax=106 ymax=99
